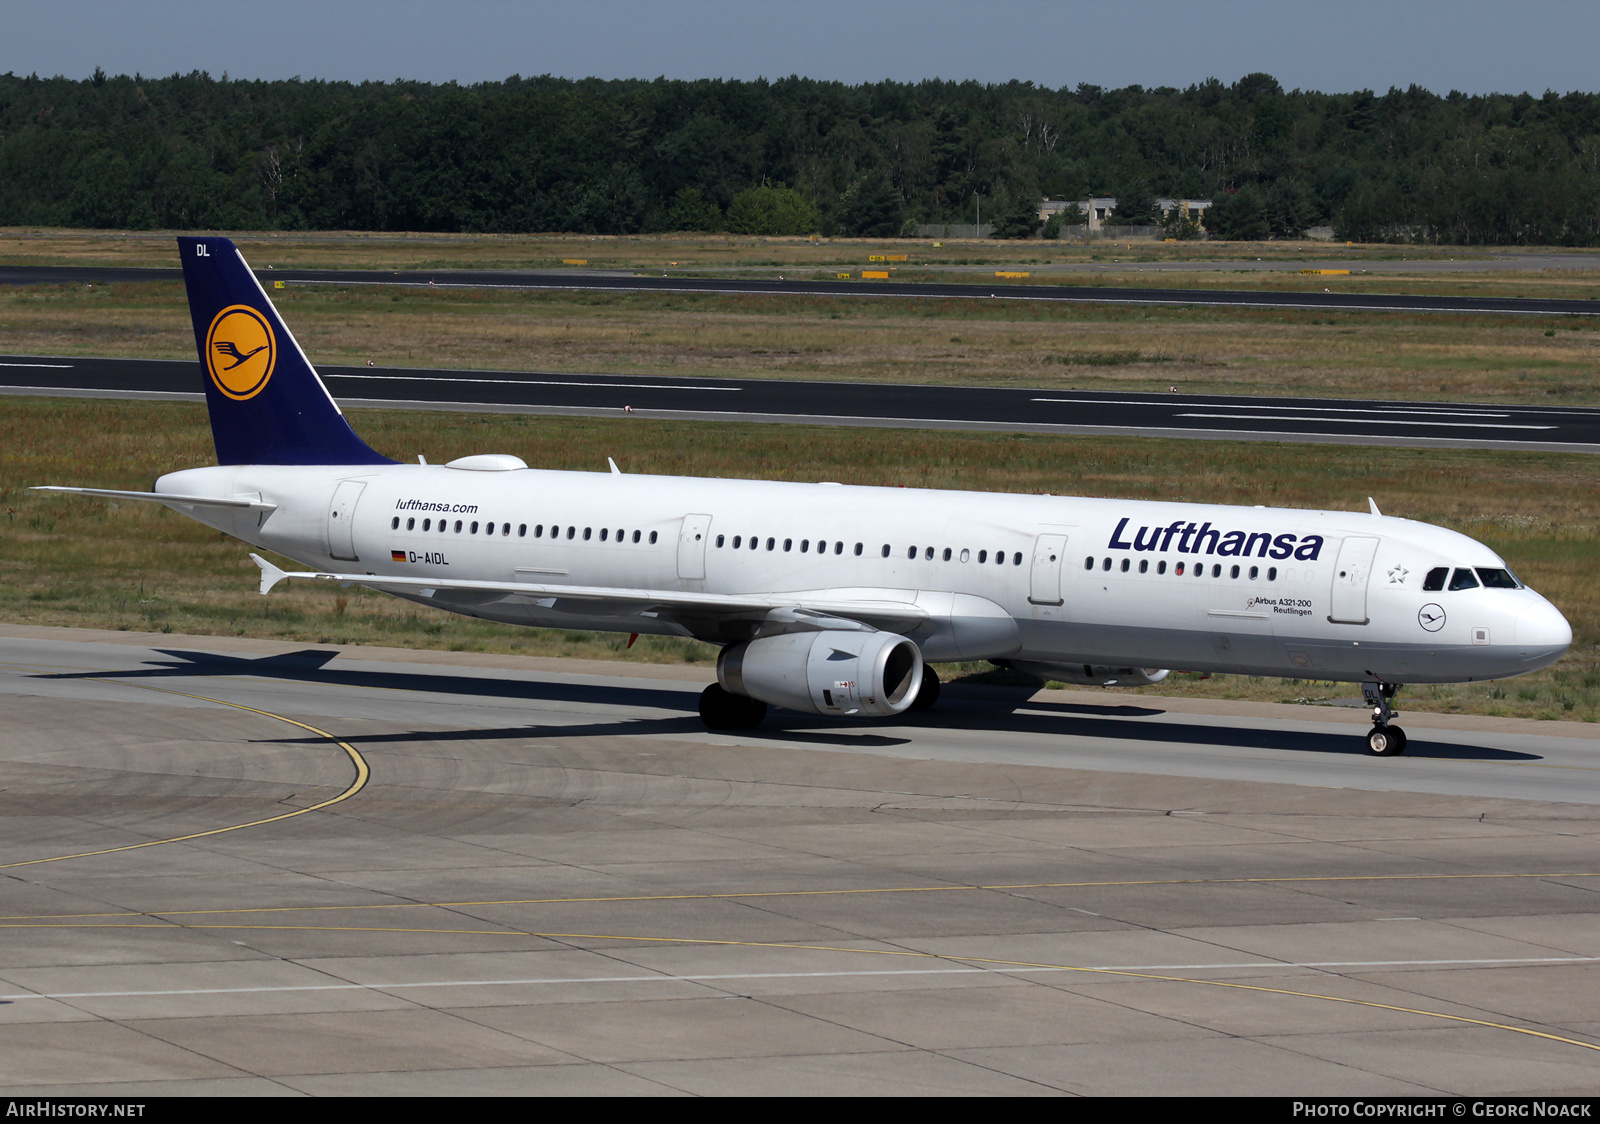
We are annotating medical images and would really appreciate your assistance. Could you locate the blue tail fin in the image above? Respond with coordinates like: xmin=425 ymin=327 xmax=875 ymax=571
xmin=178 ymin=236 xmax=391 ymax=466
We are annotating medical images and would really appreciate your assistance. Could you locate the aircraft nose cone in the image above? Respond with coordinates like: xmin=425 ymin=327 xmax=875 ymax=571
xmin=1515 ymin=598 xmax=1572 ymax=657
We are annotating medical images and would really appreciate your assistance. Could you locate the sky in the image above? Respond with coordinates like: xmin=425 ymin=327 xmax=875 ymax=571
xmin=4 ymin=0 xmax=1597 ymax=97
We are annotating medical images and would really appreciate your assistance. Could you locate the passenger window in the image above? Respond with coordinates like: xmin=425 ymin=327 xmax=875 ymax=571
xmin=1423 ymin=567 xmax=1448 ymax=591
xmin=854 ymin=543 xmax=862 ymax=556
xmin=633 ymin=530 xmax=641 ymax=543
xmin=470 ymin=522 xmax=479 ymax=534
xmin=1267 ymin=567 xmax=1276 ymax=581
xmin=837 ymin=542 xmax=846 ymax=555
xmin=1139 ymin=560 xmax=1148 ymax=574
xmin=716 ymin=534 xmax=725 ymax=548
xmin=882 ymin=544 xmax=891 ymax=558
xmin=599 ymin=528 xmax=608 ymax=541
xmin=925 ymin=546 xmax=935 ymax=561
xmin=767 ymin=537 xmax=776 ymax=551
xmin=942 ymin=548 xmax=952 ymax=561
xmin=1101 ymin=557 xmax=1111 ymax=571
xmin=1084 ymin=556 xmax=1094 ymax=570
xmin=423 ymin=518 xmax=431 ymax=531
xmin=503 ymin=524 xmax=511 ymax=537
xmin=390 ymin=517 xmax=399 ymax=530
xmin=800 ymin=539 xmax=809 ymax=553
xmin=518 ymin=524 xmax=526 ymax=537
xmin=1176 ymin=561 xmax=1185 ymax=575
xmin=454 ymin=520 xmax=463 ymax=533
xmin=1158 ymin=561 xmax=1166 ymax=574
xmin=649 ymin=531 xmax=658 ymax=544
xmin=1230 ymin=565 xmax=1240 ymax=579
xmin=1449 ymin=568 xmax=1480 ymax=591
xmin=1248 ymin=565 xmax=1257 ymax=580
xmin=1013 ymin=552 xmax=1023 ymax=565
xmin=486 ymin=522 xmax=495 ymax=535
xmin=1476 ymin=568 xmax=1520 ymax=589
xmin=960 ymin=549 xmax=970 ymax=563
xmin=583 ymin=528 xmax=592 ymax=541
xmin=567 ymin=527 xmax=576 ymax=540
xmin=784 ymin=538 xmax=792 ymax=552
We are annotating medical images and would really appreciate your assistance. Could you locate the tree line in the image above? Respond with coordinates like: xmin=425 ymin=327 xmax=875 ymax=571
xmin=2 ymin=69 xmax=1598 ymax=243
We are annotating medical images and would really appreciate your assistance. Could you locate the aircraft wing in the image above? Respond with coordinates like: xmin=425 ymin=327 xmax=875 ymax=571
xmin=249 ymin=555 xmax=928 ymax=633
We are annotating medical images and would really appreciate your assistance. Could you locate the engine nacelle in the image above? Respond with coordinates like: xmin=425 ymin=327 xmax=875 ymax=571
xmin=1005 ymin=660 xmax=1170 ymax=688
xmin=718 ymin=631 xmax=923 ymax=717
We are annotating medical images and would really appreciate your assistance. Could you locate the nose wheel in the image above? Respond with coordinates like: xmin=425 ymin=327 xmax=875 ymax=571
xmin=1361 ymin=679 xmax=1406 ymax=756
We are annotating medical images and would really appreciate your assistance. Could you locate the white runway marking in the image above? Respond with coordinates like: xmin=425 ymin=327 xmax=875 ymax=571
xmin=6 ymin=955 xmax=1598 ymax=1003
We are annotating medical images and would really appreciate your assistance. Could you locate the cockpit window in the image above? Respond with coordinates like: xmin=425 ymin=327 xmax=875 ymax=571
xmin=1475 ymin=568 xmax=1521 ymax=589
xmin=1422 ymin=567 xmax=1448 ymax=592
xmin=1448 ymin=568 xmax=1480 ymax=591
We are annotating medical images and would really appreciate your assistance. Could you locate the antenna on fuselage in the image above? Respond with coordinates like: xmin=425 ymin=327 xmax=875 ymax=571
xmin=608 ymin=457 xmax=622 ymax=476
xmin=1368 ymin=497 xmax=1381 ymax=517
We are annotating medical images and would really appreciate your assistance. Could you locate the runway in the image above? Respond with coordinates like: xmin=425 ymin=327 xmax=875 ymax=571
xmin=6 ymin=353 xmax=1600 ymax=453
xmin=3 ymin=625 xmax=1598 ymax=1095
xmin=4 ymin=262 xmax=1599 ymax=317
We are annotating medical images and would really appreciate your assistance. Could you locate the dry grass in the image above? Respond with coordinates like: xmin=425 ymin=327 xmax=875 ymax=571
xmin=3 ymin=397 xmax=1598 ymax=721
xmin=5 ymin=281 xmax=1600 ymax=404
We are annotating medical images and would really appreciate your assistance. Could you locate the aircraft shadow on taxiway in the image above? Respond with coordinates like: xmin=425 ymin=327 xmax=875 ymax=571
xmin=39 ymin=648 xmax=1540 ymax=762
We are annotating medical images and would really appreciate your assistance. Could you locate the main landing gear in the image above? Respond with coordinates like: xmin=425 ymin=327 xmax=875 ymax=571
xmin=1361 ymin=680 xmax=1406 ymax=756
xmin=699 ymin=683 xmax=767 ymax=731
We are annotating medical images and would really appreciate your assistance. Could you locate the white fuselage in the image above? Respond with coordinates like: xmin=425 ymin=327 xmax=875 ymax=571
xmin=155 ymin=461 xmax=1572 ymax=685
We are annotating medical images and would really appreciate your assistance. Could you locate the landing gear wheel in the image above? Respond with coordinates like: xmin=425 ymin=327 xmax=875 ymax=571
xmin=699 ymin=683 xmax=767 ymax=731
xmin=910 ymin=666 xmax=941 ymax=711
xmin=1367 ymin=724 xmax=1407 ymax=756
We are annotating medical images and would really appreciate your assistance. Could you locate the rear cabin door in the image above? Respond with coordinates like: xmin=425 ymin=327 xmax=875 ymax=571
xmin=1329 ymin=536 xmax=1380 ymax=624
xmin=678 ymin=514 xmax=712 ymax=580
xmin=327 ymin=480 xmax=366 ymax=561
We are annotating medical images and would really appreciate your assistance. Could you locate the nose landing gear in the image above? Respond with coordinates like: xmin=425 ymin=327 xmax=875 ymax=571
xmin=1361 ymin=680 xmax=1406 ymax=756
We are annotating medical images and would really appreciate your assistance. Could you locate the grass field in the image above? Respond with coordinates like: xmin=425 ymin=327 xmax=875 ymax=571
xmin=5 ymin=279 xmax=1600 ymax=405
xmin=4 ymin=397 xmax=1597 ymax=723
xmin=0 ymin=228 xmax=1498 ymax=270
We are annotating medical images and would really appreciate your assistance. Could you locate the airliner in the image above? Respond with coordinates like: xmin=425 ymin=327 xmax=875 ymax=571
xmin=37 ymin=237 xmax=1573 ymax=756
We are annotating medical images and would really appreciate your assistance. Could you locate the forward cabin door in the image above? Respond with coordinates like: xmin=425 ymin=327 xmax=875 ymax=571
xmin=327 ymin=480 xmax=366 ymax=561
xmin=1028 ymin=533 xmax=1068 ymax=608
xmin=1329 ymin=536 xmax=1380 ymax=624
xmin=678 ymin=514 xmax=712 ymax=580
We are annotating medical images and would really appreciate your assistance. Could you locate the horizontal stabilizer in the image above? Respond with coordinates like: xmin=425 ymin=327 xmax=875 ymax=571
xmin=33 ymin=486 xmax=277 ymax=513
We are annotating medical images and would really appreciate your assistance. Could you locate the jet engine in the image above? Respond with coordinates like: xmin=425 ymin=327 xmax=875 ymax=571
xmin=718 ymin=630 xmax=923 ymax=717
xmin=1003 ymin=660 xmax=1170 ymax=687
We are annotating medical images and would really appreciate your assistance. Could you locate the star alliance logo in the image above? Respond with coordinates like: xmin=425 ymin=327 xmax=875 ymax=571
xmin=1388 ymin=564 xmax=1409 ymax=585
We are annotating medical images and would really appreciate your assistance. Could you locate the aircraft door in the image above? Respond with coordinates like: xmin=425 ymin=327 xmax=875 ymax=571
xmin=1028 ymin=534 xmax=1067 ymax=606
xmin=678 ymin=513 xmax=712 ymax=580
xmin=1329 ymin=536 xmax=1380 ymax=624
xmin=327 ymin=480 xmax=367 ymax=561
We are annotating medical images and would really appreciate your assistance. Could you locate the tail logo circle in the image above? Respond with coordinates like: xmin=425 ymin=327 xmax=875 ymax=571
xmin=205 ymin=305 xmax=276 ymax=400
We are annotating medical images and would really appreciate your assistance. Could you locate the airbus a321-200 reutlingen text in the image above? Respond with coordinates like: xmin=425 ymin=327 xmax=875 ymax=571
xmin=38 ymin=238 xmax=1573 ymax=755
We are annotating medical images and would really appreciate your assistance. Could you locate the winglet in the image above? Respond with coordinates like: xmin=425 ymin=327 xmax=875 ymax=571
xmin=608 ymin=457 xmax=622 ymax=476
xmin=250 ymin=553 xmax=288 ymax=595
xmin=1368 ymin=497 xmax=1382 ymax=517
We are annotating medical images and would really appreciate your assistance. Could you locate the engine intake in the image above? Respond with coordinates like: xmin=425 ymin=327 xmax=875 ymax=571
xmin=719 ymin=631 xmax=923 ymax=717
